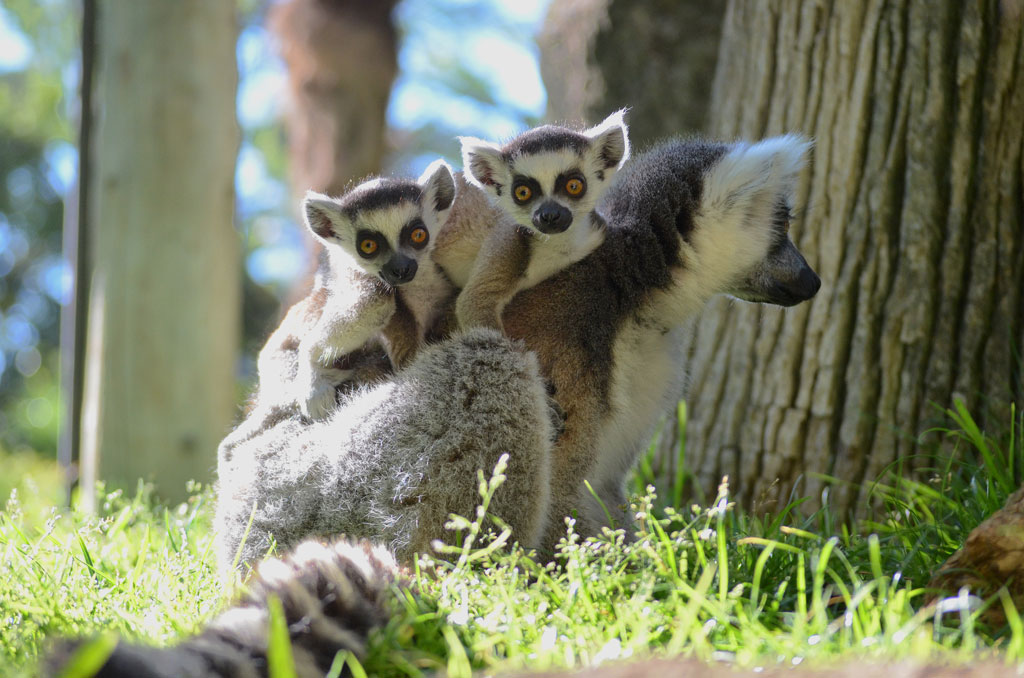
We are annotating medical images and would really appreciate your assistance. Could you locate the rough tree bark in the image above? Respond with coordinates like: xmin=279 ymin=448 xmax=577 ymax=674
xmin=684 ymin=0 xmax=1024 ymax=514
xmin=543 ymin=1 xmax=1024 ymax=515
xmin=79 ymin=2 xmax=240 ymax=505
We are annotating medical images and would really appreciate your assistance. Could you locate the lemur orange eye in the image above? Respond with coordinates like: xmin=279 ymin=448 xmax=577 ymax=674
xmin=513 ymin=184 xmax=532 ymax=203
xmin=359 ymin=238 xmax=378 ymax=255
xmin=410 ymin=227 xmax=428 ymax=244
xmin=565 ymin=178 xmax=585 ymax=196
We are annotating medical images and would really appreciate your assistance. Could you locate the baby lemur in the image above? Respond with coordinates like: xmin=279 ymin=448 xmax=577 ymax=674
xmin=290 ymin=160 xmax=457 ymax=420
xmin=433 ymin=111 xmax=630 ymax=331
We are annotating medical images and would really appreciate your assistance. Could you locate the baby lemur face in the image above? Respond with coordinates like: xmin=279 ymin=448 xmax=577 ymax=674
xmin=460 ymin=110 xmax=630 ymax=235
xmin=303 ymin=160 xmax=456 ymax=287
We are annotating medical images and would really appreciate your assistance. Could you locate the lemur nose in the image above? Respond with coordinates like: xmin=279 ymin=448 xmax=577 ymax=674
xmin=532 ymin=202 xmax=573 ymax=234
xmin=382 ymin=255 xmax=417 ymax=286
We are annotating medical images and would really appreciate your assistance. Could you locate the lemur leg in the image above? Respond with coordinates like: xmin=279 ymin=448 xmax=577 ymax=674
xmin=455 ymin=226 xmax=532 ymax=332
xmin=297 ymin=291 xmax=395 ymax=420
xmin=534 ymin=387 xmax=611 ymax=556
xmin=380 ymin=295 xmax=421 ymax=370
xmin=257 ymin=295 xmax=322 ymax=390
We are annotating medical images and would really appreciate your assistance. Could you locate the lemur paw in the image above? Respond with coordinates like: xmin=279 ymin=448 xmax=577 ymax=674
xmin=300 ymin=383 xmax=336 ymax=421
xmin=298 ymin=365 xmax=347 ymax=421
xmin=543 ymin=379 xmax=567 ymax=439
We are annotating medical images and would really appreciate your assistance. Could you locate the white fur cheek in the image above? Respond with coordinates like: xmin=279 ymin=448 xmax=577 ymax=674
xmin=499 ymin=199 xmax=534 ymax=229
xmin=572 ymin=190 xmax=601 ymax=218
xmin=683 ymin=220 xmax=774 ymax=305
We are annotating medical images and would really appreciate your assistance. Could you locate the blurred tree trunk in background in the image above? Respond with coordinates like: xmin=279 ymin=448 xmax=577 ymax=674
xmin=539 ymin=0 xmax=724 ymax=144
xmin=546 ymin=1 xmax=1024 ymax=515
xmin=270 ymin=0 xmax=399 ymax=299
xmin=79 ymin=2 xmax=240 ymax=506
xmin=270 ymin=0 xmax=398 ymax=197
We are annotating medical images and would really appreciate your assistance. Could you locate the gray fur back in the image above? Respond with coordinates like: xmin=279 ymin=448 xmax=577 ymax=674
xmin=215 ymin=328 xmax=554 ymax=572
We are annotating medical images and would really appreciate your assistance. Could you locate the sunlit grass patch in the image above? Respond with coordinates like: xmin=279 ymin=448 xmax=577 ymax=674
xmin=0 ymin=481 xmax=225 ymax=677
xmin=3 ymin=401 xmax=1023 ymax=677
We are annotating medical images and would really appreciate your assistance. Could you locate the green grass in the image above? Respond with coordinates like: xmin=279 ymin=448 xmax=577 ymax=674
xmin=4 ymin=401 xmax=1024 ymax=677
xmin=0 ymin=480 xmax=226 ymax=677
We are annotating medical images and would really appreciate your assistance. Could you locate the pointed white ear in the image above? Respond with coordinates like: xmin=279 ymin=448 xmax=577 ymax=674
xmin=584 ymin=109 xmax=630 ymax=172
xmin=459 ymin=137 xmax=507 ymax=190
xmin=701 ymin=134 xmax=812 ymax=226
xmin=418 ymin=159 xmax=456 ymax=215
xmin=302 ymin=190 xmax=350 ymax=243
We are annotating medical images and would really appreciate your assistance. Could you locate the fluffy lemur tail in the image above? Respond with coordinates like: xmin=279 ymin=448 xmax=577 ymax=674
xmin=45 ymin=539 xmax=399 ymax=678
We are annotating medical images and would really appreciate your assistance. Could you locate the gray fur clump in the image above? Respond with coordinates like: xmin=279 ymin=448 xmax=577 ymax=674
xmin=46 ymin=539 xmax=399 ymax=678
xmin=215 ymin=328 xmax=553 ymax=573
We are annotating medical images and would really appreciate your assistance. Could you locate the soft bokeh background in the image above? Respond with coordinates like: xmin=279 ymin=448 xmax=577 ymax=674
xmin=0 ymin=0 xmax=551 ymax=466
xmin=7 ymin=0 xmax=1016 ymax=517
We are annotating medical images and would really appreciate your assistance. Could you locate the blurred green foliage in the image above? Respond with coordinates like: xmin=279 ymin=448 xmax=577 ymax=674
xmin=0 ymin=0 xmax=76 ymax=454
xmin=0 ymin=445 xmax=63 ymax=515
xmin=0 ymin=0 xmax=551 ymax=457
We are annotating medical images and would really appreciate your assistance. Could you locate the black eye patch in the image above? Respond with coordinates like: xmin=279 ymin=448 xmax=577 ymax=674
xmin=511 ymin=175 xmax=543 ymax=205
xmin=354 ymin=229 xmax=388 ymax=259
xmin=401 ymin=218 xmax=430 ymax=249
xmin=773 ymin=201 xmax=794 ymax=233
xmin=555 ymin=170 xmax=587 ymax=198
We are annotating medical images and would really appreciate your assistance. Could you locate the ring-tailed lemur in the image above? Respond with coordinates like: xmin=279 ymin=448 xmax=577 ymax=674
xmin=290 ymin=160 xmax=458 ymax=420
xmin=451 ymin=110 xmax=629 ymax=331
xmin=43 ymin=134 xmax=821 ymax=678
xmin=498 ymin=134 xmax=821 ymax=551
xmin=221 ymin=134 xmax=820 ymax=567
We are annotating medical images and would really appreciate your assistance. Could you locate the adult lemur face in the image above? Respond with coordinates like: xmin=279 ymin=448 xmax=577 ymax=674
xmin=460 ymin=110 xmax=630 ymax=235
xmin=302 ymin=160 xmax=455 ymax=287
xmin=674 ymin=134 xmax=820 ymax=308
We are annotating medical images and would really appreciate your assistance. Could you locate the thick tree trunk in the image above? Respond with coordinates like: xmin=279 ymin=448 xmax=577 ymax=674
xmin=538 ymin=0 xmax=610 ymax=124
xmin=683 ymin=0 xmax=1024 ymax=514
xmin=270 ymin=0 xmax=398 ymax=196
xmin=80 ymin=2 xmax=240 ymax=505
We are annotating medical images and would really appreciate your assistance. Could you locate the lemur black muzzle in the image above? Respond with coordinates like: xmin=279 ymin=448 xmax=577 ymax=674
xmin=761 ymin=240 xmax=820 ymax=306
xmin=767 ymin=263 xmax=821 ymax=306
xmin=381 ymin=254 xmax=417 ymax=286
xmin=532 ymin=202 xmax=573 ymax=234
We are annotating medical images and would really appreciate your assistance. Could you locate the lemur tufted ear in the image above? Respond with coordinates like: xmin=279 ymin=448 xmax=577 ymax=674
xmin=418 ymin=159 xmax=456 ymax=215
xmin=584 ymin=109 xmax=631 ymax=173
xmin=302 ymin=191 xmax=353 ymax=244
xmin=459 ymin=137 xmax=507 ymax=193
xmin=701 ymin=134 xmax=812 ymax=230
